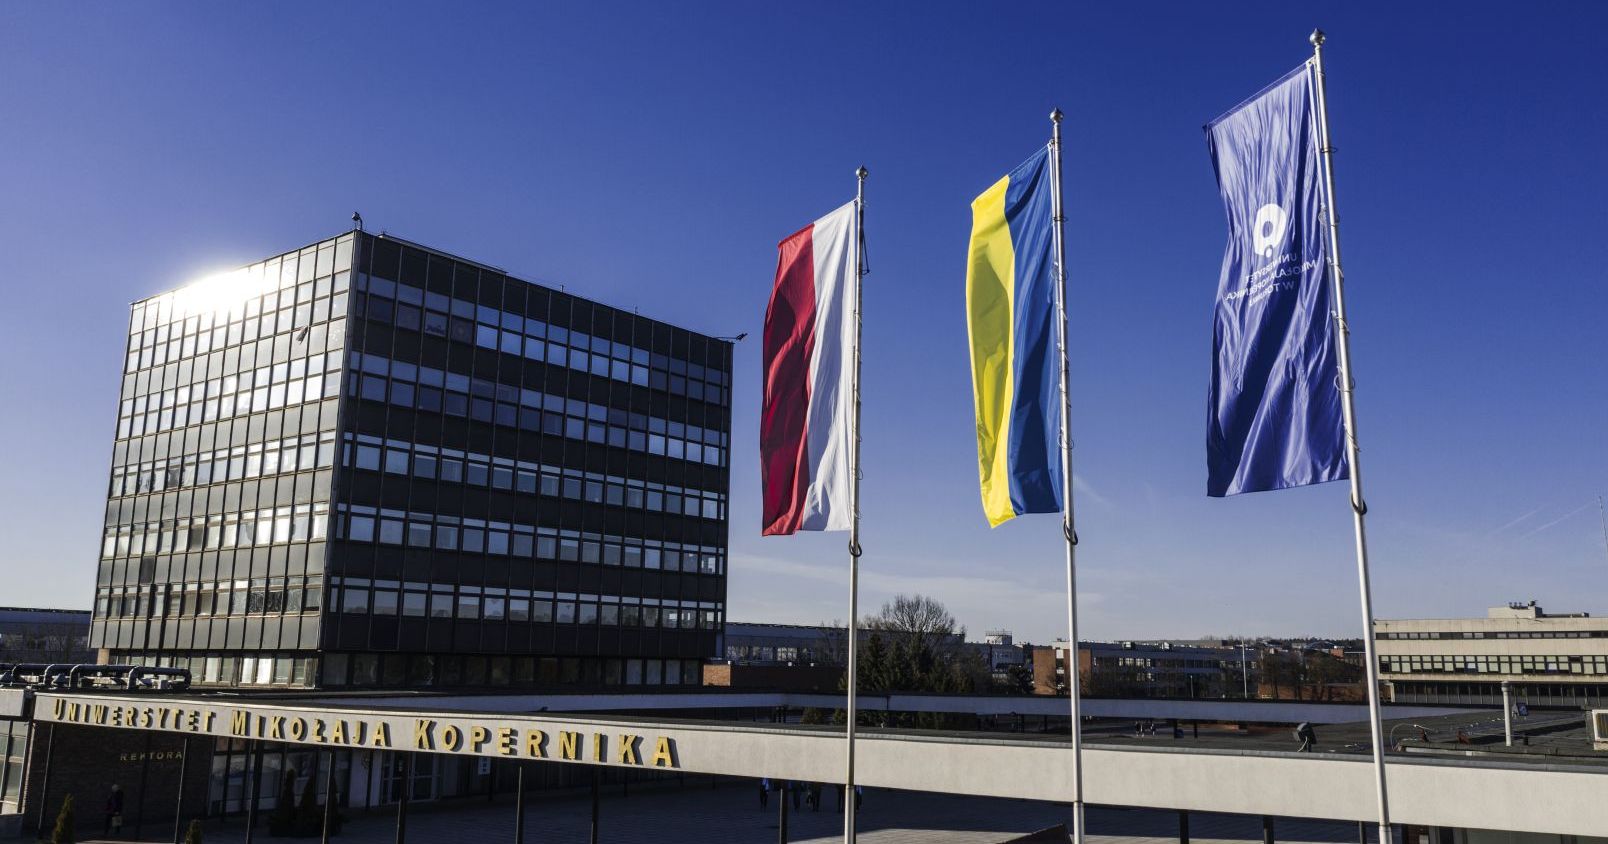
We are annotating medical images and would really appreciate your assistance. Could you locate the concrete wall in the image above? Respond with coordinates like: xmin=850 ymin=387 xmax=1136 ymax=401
xmin=28 ymin=693 xmax=1608 ymax=837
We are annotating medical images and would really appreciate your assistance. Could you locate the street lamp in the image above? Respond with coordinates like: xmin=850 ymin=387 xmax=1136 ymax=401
xmin=1239 ymin=642 xmax=1252 ymax=698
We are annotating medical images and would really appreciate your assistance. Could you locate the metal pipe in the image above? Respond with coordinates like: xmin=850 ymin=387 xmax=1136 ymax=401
xmin=321 ymin=751 xmax=336 ymax=844
xmin=779 ymin=779 xmax=790 ymax=843
xmin=245 ymin=741 xmax=263 ymax=844
xmin=1309 ymin=29 xmax=1391 ymax=844
xmin=590 ymin=767 xmax=600 ymax=844
xmin=395 ymin=753 xmax=410 ymax=844
xmin=1049 ymin=107 xmax=1087 ymax=844
xmin=172 ymin=737 xmax=190 ymax=844
xmin=33 ymin=724 xmax=54 ymax=838
xmin=843 ymin=164 xmax=868 ymax=844
xmin=513 ymin=763 xmax=526 ymax=844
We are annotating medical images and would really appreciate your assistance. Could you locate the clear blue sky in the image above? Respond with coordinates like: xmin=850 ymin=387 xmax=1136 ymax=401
xmin=2 ymin=3 xmax=1604 ymax=643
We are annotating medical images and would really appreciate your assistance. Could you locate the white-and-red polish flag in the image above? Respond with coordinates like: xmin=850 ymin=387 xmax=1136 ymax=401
xmin=761 ymin=201 xmax=858 ymax=536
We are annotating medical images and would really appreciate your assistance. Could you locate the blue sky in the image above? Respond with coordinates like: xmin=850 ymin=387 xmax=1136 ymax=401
xmin=1 ymin=3 xmax=1604 ymax=643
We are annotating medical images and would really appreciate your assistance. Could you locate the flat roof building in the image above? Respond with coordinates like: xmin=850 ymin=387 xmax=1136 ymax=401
xmin=91 ymin=230 xmax=732 ymax=690
xmin=1031 ymin=640 xmax=1238 ymax=698
xmin=1377 ymin=602 xmax=1608 ymax=708
xmin=0 ymin=607 xmax=92 ymax=666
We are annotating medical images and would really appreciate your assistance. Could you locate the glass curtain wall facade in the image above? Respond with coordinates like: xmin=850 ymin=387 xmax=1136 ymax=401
xmin=92 ymin=232 xmax=732 ymax=690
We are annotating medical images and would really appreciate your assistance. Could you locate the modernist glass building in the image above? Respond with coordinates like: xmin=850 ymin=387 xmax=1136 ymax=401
xmin=91 ymin=231 xmax=732 ymax=690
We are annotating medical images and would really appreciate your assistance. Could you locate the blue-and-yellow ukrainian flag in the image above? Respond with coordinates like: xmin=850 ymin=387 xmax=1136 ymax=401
xmin=966 ymin=146 xmax=1063 ymax=527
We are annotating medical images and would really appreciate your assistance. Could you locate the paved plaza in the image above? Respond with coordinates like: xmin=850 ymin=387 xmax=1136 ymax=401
xmin=77 ymin=782 xmax=1381 ymax=844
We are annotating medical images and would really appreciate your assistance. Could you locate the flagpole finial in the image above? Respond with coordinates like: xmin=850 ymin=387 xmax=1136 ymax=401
xmin=856 ymin=166 xmax=868 ymax=181
xmin=1310 ymin=29 xmax=1326 ymax=47
xmin=1050 ymin=108 xmax=1063 ymax=124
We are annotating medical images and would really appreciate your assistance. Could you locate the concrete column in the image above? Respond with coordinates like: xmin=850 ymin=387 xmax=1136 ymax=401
xmin=1178 ymin=809 xmax=1189 ymax=844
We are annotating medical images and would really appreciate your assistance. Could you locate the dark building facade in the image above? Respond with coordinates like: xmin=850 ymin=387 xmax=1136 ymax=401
xmin=91 ymin=231 xmax=731 ymax=690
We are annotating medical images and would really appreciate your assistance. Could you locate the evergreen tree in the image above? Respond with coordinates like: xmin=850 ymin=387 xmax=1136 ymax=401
xmin=294 ymin=767 xmax=321 ymax=836
xmin=268 ymin=768 xmax=297 ymax=836
xmin=49 ymin=793 xmax=75 ymax=844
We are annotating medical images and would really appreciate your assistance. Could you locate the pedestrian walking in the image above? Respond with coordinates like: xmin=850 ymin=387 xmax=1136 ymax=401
xmin=835 ymin=783 xmax=845 ymax=812
xmin=789 ymin=780 xmax=801 ymax=810
xmin=759 ymin=777 xmax=772 ymax=809
xmin=103 ymin=784 xmax=125 ymax=837
xmin=854 ymin=784 xmax=864 ymax=811
xmin=809 ymin=782 xmax=822 ymax=811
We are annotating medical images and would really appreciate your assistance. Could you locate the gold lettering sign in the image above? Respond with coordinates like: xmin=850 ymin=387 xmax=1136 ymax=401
xmin=525 ymin=729 xmax=547 ymax=758
xmin=617 ymin=735 xmax=640 ymax=765
xmin=650 ymin=737 xmax=674 ymax=768
xmin=36 ymin=696 xmax=679 ymax=771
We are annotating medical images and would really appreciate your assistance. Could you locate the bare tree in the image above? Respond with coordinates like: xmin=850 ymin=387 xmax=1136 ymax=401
xmin=865 ymin=594 xmax=965 ymax=660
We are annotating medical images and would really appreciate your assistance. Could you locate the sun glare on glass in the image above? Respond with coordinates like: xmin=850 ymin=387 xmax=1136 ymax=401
xmin=171 ymin=266 xmax=270 ymax=319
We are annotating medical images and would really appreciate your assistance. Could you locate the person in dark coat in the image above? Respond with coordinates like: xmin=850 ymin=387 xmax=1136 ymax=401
xmin=103 ymin=784 xmax=125 ymax=837
xmin=759 ymin=778 xmax=771 ymax=809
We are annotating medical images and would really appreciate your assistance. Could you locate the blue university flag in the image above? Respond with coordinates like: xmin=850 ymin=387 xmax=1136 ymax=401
xmin=1205 ymin=64 xmax=1345 ymax=497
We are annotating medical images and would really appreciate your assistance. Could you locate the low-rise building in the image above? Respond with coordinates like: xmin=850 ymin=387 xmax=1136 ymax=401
xmin=1377 ymin=602 xmax=1608 ymax=708
xmin=1030 ymin=640 xmax=1237 ymax=698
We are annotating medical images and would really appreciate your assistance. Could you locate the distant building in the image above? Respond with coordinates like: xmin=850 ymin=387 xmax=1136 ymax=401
xmin=969 ymin=630 xmax=1026 ymax=682
xmin=720 ymin=621 xmax=845 ymax=666
xmin=1377 ymin=602 xmax=1608 ymax=708
xmin=1030 ymin=640 xmax=1237 ymax=698
xmin=0 ymin=607 xmax=93 ymax=665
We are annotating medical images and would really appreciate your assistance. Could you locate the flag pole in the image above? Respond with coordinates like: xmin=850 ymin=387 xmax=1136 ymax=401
xmin=843 ymin=165 xmax=867 ymax=844
xmin=1309 ymin=30 xmax=1392 ymax=843
xmin=1048 ymin=108 xmax=1086 ymax=844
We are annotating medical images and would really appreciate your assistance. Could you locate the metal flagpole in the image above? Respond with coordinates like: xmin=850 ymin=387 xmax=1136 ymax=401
xmin=1309 ymin=29 xmax=1392 ymax=844
xmin=843 ymin=165 xmax=868 ymax=844
xmin=1047 ymin=108 xmax=1086 ymax=844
